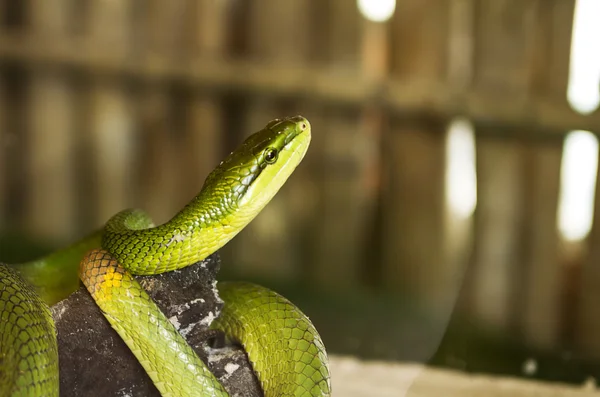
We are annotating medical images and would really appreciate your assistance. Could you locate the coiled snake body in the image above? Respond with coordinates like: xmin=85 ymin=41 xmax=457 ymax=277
xmin=0 ymin=116 xmax=331 ymax=396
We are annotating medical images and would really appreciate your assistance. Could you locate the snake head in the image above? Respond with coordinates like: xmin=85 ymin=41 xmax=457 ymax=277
xmin=200 ymin=115 xmax=311 ymax=223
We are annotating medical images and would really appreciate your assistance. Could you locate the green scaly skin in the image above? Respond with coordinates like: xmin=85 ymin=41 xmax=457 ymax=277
xmin=214 ymin=282 xmax=331 ymax=396
xmin=0 ymin=116 xmax=332 ymax=396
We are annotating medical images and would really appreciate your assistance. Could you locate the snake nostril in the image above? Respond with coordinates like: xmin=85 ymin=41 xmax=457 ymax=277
xmin=300 ymin=122 xmax=307 ymax=131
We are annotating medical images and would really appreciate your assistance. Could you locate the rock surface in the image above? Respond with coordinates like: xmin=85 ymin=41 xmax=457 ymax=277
xmin=51 ymin=253 xmax=263 ymax=397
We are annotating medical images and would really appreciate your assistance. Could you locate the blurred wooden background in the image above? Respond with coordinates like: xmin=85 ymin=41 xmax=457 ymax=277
xmin=2 ymin=0 xmax=600 ymax=382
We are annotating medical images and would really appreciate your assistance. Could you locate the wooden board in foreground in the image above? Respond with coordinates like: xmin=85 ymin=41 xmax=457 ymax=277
xmin=330 ymin=356 xmax=599 ymax=397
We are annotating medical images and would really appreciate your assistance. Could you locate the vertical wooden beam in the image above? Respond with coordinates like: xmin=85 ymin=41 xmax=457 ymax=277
xmin=179 ymin=0 xmax=229 ymax=202
xmin=135 ymin=89 xmax=180 ymax=225
xmin=381 ymin=124 xmax=447 ymax=301
xmin=527 ymin=0 xmax=575 ymax=98
xmin=579 ymin=144 xmax=600 ymax=357
xmin=86 ymin=0 xmax=135 ymax=227
xmin=88 ymin=81 xmax=135 ymax=226
xmin=181 ymin=97 xmax=223 ymax=207
xmin=0 ymin=77 xmax=6 ymax=229
xmin=447 ymin=0 xmax=475 ymax=90
xmin=246 ymin=0 xmax=310 ymax=64
xmin=222 ymin=0 xmax=312 ymax=281
xmin=304 ymin=0 xmax=371 ymax=289
xmin=520 ymin=141 xmax=563 ymax=349
xmin=311 ymin=109 xmax=377 ymax=288
xmin=133 ymin=1 xmax=196 ymax=225
xmin=26 ymin=73 xmax=77 ymax=241
xmin=87 ymin=0 xmax=132 ymax=56
xmin=24 ymin=0 xmax=77 ymax=242
xmin=518 ymin=0 xmax=574 ymax=350
xmin=390 ymin=0 xmax=449 ymax=84
xmin=142 ymin=0 xmax=189 ymax=61
xmin=439 ymin=0 xmax=476 ymax=326
xmin=381 ymin=0 xmax=449 ymax=308
xmin=321 ymin=0 xmax=361 ymax=67
xmin=472 ymin=0 xmax=538 ymax=93
xmin=468 ymin=138 xmax=526 ymax=330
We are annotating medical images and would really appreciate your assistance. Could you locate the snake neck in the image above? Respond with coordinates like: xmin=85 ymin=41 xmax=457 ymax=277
xmin=168 ymin=189 xmax=249 ymax=254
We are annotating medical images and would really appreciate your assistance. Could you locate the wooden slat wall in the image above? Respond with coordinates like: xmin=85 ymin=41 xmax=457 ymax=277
xmin=461 ymin=0 xmax=573 ymax=351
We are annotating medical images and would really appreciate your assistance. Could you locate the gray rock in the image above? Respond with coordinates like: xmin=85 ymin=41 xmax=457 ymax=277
xmin=51 ymin=253 xmax=263 ymax=397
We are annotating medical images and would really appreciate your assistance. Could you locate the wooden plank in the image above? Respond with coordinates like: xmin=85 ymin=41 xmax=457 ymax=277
xmin=527 ymin=0 xmax=575 ymax=98
xmin=0 ymin=75 xmax=5 ymax=229
xmin=519 ymin=142 xmax=563 ymax=349
xmin=25 ymin=72 xmax=77 ymax=241
xmin=133 ymin=1 xmax=199 ymax=225
xmin=179 ymin=0 xmax=228 ymax=204
xmin=190 ymin=0 xmax=229 ymax=57
xmin=467 ymin=137 xmax=525 ymax=330
xmin=28 ymin=0 xmax=71 ymax=35
xmin=381 ymin=0 xmax=449 ymax=305
xmin=141 ymin=0 xmax=190 ymax=61
xmin=0 ymin=34 xmax=598 ymax=135
xmin=2 ymin=68 xmax=28 ymax=229
xmin=438 ymin=0 xmax=476 ymax=328
xmin=87 ymin=81 xmax=136 ymax=227
xmin=330 ymin=356 xmax=600 ymax=397
xmin=381 ymin=125 xmax=446 ymax=302
xmin=518 ymin=0 xmax=574 ymax=349
xmin=135 ymin=89 xmax=180 ymax=225
xmin=87 ymin=0 xmax=132 ymax=56
xmin=221 ymin=0 xmax=312 ymax=281
xmin=321 ymin=0 xmax=361 ymax=67
xmin=390 ymin=0 xmax=449 ymax=82
xmin=246 ymin=0 xmax=310 ymax=64
xmin=22 ymin=0 xmax=78 ymax=242
xmin=311 ymin=109 xmax=377 ymax=288
xmin=303 ymin=0 xmax=372 ymax=289
xmin=577 ymin=147 xmax=600 ymax=357
xmin=447 ymin=0 xmax=475 ymax=89
xmin=85 ymin=0 xmax=135 ymax=227
xmin=472 ymin=0 xmax=538 ymax=93
xmin=180 ymin=95 xmax=223 ymax=207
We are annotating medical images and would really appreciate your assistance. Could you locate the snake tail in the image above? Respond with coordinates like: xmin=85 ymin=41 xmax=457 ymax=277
xmin=79 ymin=249 xmax=228 ymax=397
xmin=0 ymin=265 xmax=59 ymax=397
xmin=212 ymin=281 xmax=332 ymax=397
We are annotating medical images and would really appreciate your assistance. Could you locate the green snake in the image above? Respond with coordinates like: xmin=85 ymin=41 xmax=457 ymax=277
xmin=0 ymin=116 xmax=331 ymax=396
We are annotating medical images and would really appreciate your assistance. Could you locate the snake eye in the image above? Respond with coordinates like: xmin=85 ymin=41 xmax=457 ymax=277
xmin=264 ymin=148 xmax=278 ymax=164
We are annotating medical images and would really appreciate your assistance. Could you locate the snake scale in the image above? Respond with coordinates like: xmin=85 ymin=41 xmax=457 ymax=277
xmin=0 ymin=116 xmax=331 ymax=396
